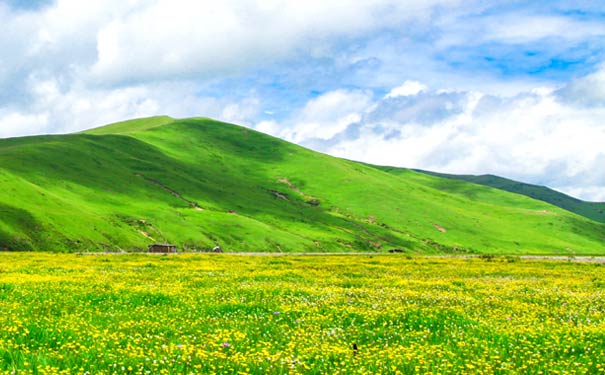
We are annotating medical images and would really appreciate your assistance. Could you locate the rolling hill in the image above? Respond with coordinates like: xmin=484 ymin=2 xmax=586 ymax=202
xmin=0 ymin=116 xmax=603 ymax=254
xmin=413 ymin=170 xmax=605 ymax=223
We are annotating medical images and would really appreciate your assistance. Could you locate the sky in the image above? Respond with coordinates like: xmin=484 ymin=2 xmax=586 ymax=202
xmin=1 ymin=0 xmax=604 ymax=201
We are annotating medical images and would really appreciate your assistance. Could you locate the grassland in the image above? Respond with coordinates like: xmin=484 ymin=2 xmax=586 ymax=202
xmin=0 ymin=253 xmax=604 ymax=374
xmin=0 ymin=116 xmax=603 ymax=254
xmin=413 ymin=170 xmax=605 ymax=224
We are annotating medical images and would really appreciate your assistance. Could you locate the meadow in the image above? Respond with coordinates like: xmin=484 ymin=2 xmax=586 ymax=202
xmin=0 ymin=253 xmax=604 ymax=374
xmin=2 ymin=117 xmax=603 ymax=254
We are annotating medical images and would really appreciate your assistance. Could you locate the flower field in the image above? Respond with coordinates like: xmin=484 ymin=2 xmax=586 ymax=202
xmin=0 ymin=253 xmax=604 ymax=375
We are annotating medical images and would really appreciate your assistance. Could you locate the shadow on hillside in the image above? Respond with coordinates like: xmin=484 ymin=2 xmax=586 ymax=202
xmin=0 ymin=203 xmax=42 ymax=250
xmin=0 ymin=132 xmax=417 ymax=251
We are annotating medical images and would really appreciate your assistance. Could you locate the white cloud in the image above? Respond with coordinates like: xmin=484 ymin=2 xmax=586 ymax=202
xmin=484 ymin=15 xmax=605 ymax=44
xmin=560 ymin=186 xmax=605 ymax=203
xmin=278 ymin=89 xmax=373 ymax=143
xmin=0 ymin=0 xmax=467 ymax=136
xmin=0 ymin=2 xmax=600 ymax=91
xmin=219 ymin=97 xmax=261 ymax=127
xmin=0 ymin=112 xmax=49 ymax=138
xmin=255 ymin=120 xmax=281 ymax=137
xmin=88 ymin=0 xmax=463 ymax=84
xmin=0 ymin=77 xmax=263 ymax=137
xmin=555 ymin=66 xmax=605 ymax=108
xmin=385 ymin=81 xmax=427 ymax=98
xmin=436 ymin=13 xmax=605 ymax=50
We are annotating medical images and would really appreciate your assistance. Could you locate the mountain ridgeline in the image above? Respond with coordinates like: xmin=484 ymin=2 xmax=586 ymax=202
xmin=412 ymin=170 xmax=605 ymax=224
xmin=0 ymin=116 xmax=603 ymax=254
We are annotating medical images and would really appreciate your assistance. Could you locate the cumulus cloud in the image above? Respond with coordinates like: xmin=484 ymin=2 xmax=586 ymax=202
xmin=436 ymin=12 xmax=605 ymax=49
xmin=0 ymin=0 xmax=464 ymax=134
xmin=0 ymin=77 xmax=262 ymax=137
xmin=384 ymin=81 xmax=427 ymax=99
xmin=483 ymin=14 xmax=605 ymax=44
xmin=0 ymin=112 xmax=49 ymax=138
xmin=555 ymin=67 xmax=605 ymax=108
xmin=277 ymin=89 xmax=373 ymax=143
xmin=88 ymin=0 xmax=463 ymax=85
xmin=220 ymin=97 xmax=262 ymax=127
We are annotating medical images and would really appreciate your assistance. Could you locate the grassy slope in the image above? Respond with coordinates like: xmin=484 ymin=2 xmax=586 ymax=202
xmin=81 ymin=115 xmax=176 ymax=135
xmin=0 ymin=116 xmax=603 ymax=254
xmin=414 ymin=170 xmax=605 ymax=223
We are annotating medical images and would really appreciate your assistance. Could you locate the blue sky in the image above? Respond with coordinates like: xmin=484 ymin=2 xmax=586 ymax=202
xmin=1 ymin=0 xmax=604 ymax=200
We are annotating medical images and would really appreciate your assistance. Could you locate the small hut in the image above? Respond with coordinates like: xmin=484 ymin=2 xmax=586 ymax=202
xmin=148 ymin=243 xmax=177 ymax=253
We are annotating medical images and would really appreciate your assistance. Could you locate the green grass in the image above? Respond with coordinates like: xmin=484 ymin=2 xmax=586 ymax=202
xmin=0 ymin=116 xmax=603 ymax=253
xmin=81 ymin=115 xmax=176 ymax=135
xmin=0 ymin=253 xmax=604 ymax=374
xmin=415 ymin=170 xmax=605 ymax=223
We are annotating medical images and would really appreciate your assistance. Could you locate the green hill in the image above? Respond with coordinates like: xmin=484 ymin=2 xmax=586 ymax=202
xmin=0 ymin=116 xmax=603 ymax=254
xmin=414 ymin=170 xmax=605 ymax=223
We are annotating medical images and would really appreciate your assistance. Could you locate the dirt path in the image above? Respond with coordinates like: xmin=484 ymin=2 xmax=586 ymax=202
xmin=136 ymin=173 xmax=203 ymax=210
xmin=73 ymin=252 xmax=605 ymax=262
xmin=518 ymin=255 xmax=605 ymax=263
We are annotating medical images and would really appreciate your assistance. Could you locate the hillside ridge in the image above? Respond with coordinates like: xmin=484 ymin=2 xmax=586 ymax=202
xmin=81 ymin=115 xmax=176 ymax=135
xmin=0 ymin=117 xmax=603 ymax=254
xmin=414 ymin=170 xmax=605 ymax=223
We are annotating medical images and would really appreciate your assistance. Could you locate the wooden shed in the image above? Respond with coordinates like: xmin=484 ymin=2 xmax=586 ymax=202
xmin=148 ymin=243 xmax=177 ymax=253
